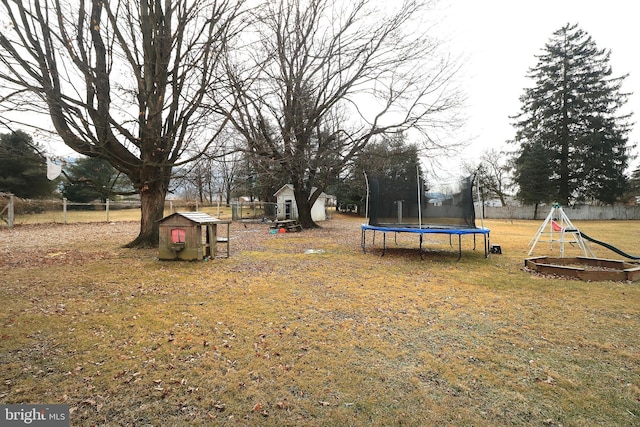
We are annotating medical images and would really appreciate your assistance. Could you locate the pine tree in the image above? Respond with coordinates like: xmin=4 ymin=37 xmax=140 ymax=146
xmin=0 ymin=131 xmax=56 ymax=198
xmin=332 ymin=135 xmax=422 ymax=215
xmin=62 ymin=157 xmax=133 ymax=203
xmin=512 ymin=141 xmax=553 ymax=219
xmin=511 ymin=23 xmax=633 ymax=205
xmin=627 ymin=165 xmax=640 ymax=201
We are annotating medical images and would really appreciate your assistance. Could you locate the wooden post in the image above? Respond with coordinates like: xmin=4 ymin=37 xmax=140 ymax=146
xmin=63 ymin=198 xmax=68 ymax=224
xmin=106 ymin=199 xmax=110 ymax=222
xmin=8 ymin=194 xmax=14 ymax=228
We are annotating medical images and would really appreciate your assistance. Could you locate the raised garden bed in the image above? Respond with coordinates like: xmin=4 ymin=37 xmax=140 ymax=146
xmin=525 ymin=256 xmax=640 ymax=282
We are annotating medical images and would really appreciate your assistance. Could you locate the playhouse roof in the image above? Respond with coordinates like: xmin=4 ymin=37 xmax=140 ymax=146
xmin=273 ymin=184 xmax=330 ymax=199
xmin=273 ymin=184 xmax=294 ymax=196
xmin=159 ymin=211 xmax=224 ymax=225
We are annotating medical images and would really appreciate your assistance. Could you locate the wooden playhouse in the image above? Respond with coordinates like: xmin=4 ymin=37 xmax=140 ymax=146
xmin=158 ymin=212 xmax=231 ymax=260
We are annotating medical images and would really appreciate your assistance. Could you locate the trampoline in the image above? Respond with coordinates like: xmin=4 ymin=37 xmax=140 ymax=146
xmin=361 ymin=172 xmax=490 ymax=260
xmin=361 ymin=224 xmax=490 ymax=260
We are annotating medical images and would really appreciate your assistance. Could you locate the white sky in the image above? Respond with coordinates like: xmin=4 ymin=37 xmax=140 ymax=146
xmin=8 ymin=0 xmax=639 ymax=177
xmin=432 ymin=0 xmax=640 ymax=173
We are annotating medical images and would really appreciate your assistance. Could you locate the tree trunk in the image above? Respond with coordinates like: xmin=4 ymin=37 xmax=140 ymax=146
xmin=559 ymin=139 xmax=570 ymax=205
xmin=294 ymin=186 xmax=319 ymax=229
xmin=125 ymin=178 xmax=168 ymax=248
xmin=498 ymin=192 xmax=507 ymax=207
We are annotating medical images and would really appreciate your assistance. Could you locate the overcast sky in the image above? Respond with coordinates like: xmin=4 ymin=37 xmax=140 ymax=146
xmin=433 ymin=0 xmax=640 ymax=173
xmin=13 ymin=0 xmax=639 ymax=177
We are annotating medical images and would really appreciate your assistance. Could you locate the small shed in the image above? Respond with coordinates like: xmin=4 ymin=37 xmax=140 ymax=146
xmin=274 ymin=184 xmax=333 ymax=222
xmin=158 ymin=212 xmax=231 ymax=261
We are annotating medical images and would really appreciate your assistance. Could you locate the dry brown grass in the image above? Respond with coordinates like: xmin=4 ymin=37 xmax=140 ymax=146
xmin=1 ymin=214 xmax=639 ymax=426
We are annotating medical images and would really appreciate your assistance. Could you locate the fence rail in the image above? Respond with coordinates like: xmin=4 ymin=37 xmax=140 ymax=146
xmin=0 ymin=195 xmax=234 ymax=228
xmin=3 ymin=194 xmax=640 ymax=228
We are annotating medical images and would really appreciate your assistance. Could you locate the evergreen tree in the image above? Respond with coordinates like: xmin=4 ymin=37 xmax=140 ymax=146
xmin=627 ymin=165 xmax=640 ymax=201
xmin=333 ymin=134 xmax=423 ymax=214
xmin=511 ymin=23 xmax=633 ymax=205
xmin=0 ymin=131 xmax=56 ymax=198
xmin=512 ymin=141 xmax=554 ymax=219
xmin=62 ymin=157 xmax=133 ymax=203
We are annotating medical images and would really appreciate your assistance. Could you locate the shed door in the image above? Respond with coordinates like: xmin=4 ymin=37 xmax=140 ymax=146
xmin=171 ymin=228 xmax=186 ymax=243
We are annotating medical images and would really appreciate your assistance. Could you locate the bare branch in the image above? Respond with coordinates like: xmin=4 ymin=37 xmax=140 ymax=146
xmin=0 ymin=0 xmax=248 ymax=246
xmin=211 ymin=0 xmax=463 ymax=227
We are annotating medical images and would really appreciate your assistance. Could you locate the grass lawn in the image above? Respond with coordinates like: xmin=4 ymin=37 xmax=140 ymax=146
xmin=0 ymin=214 xmax=638 ymax=426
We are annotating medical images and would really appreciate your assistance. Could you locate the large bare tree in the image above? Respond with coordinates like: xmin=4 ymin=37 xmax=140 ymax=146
xmin=0 ymin=0 xmax=244 ymax=246
xmin=216 ymin=0 xmax=463 ymax=228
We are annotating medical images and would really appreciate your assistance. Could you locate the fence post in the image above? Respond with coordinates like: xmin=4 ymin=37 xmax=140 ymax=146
xmin=106 ymin=199 xmax=110 ymax=222
xmin=8 ymin=194 xmax=14 ymax=228
xmin=63 ymin=198 xmax=67 ymax=224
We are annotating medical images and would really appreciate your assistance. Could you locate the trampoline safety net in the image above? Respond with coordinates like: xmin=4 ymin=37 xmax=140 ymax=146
xmin=366 ymin=173 xmax=477 ymax=229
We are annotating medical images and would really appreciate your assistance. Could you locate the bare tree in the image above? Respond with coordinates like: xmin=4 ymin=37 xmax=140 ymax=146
xmin=216 ymin=151 xmax=244 ymax=204
xmin=0 ymin=0 xmax=245 ymax=247
xmin=479 ymin=149 xmax=511 ymax=207
xmin=172 ymin=147 xmax=244 ymax=205
xmin=215 ymin=0 xmax=464 ymax=228
xmin=462 ymin=148 xmax=511 ymax=214
xmin=172 ymin=158 xmax=216 ymax=204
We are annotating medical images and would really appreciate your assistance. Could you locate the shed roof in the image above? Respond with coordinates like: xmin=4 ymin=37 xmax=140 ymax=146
xmin=159 ymin=211 xmax=225 ymax=225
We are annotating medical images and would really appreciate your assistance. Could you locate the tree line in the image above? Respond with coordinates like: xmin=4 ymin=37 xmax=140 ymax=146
xmin=3 ymin=126 xmax=638 ymax=220
xmin=0 ymin=1 xmax=636 ymax=245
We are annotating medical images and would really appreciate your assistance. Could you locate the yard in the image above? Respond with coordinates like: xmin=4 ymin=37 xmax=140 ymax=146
xmin=0 ymin=214 xmax=638 ymax=426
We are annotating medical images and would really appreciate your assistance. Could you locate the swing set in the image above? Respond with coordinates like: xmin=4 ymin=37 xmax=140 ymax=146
xmin=528 ymin=203 xmax=639 ymax=260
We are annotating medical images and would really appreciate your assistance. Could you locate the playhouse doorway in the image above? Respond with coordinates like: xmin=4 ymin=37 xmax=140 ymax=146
xmin=285 ymin=200 xmax=292 ymax=219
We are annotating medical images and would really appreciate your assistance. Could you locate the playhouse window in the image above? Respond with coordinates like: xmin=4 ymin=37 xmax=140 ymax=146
xmin=171 ymin=228 xmax=186 ymax=243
